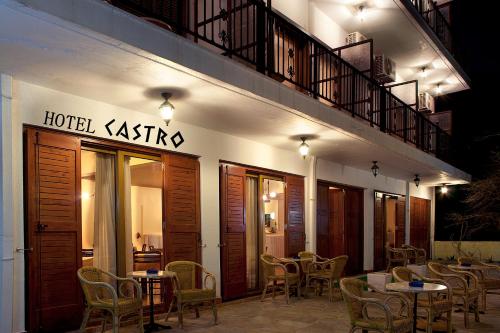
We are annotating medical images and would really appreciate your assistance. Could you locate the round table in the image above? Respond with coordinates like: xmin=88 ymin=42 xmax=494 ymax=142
xmin=128 ymin=270 xmax=176 ymax=332
xmin=386 ymin=282 xmax=447 ymax=333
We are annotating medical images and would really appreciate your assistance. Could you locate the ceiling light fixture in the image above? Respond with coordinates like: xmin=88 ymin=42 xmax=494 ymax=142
xmin=420 ymin=67 xmax=428 ymax=78
xmin=357 ymin=5 xmax=367 ymax=21
xmin=263 ymin=179 xmax=271 ymax=202
xmin=159 ymin=92 xmax=175 ymax=126
xmin=371 ymin=161 xmax=379 ymax=177
xmin=435 ymin=84 xmax=442 ymax=95
xmin=440 ymin=183 xmax=448 ymax=194
xmin=299 ymin=137 xmax=310 ymax=159
xmin=414 ymin=174 xmax=421 ymax=188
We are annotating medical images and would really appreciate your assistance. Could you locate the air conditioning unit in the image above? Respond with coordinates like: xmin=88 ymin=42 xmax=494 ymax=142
xmin=374 ymin=54 xmax=396 ymax=83
xmin=346 ymin=32 xmax=367 ymax=44
xmin=418 ymin=92 xmax=433 ymax=113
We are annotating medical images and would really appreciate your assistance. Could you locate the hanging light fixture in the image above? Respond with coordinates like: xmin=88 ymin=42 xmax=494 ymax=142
xmin=420 ymin=67 xmax=428 ymax=78
xmin=299 ymin=137 xmax=309 ymax=159
xmin=357 ymin=5 xmax=367 ymax=21
xmin=440 ymin=183 xmax=448 ymax=194
xmin=159 ymin=92 xmax=175 ymax=125
xmin=263 ymin=179 xmax=271 ymax=203
xmin=435 ymin=84 xmax=442 ymax=95
xmin=371 ymin=161 xmax=379 ymax=177
xmin=414 ymin=174 xmax=421 ymax=188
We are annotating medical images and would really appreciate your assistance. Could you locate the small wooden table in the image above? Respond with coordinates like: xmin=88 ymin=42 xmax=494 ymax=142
xmin=386 ymin=282 xmax=447 ymax=333
xmin=129 ymin=270 xmax=175 ymax=332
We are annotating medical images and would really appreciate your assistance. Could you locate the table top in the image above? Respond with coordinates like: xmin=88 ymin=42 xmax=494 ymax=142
xmin=128 ymin=270 xmax=175 ymax=279
xmin=386 ymin=282 xmax=447 ymax=293
xmin=448 ymin=264 xmax=488 ymax=271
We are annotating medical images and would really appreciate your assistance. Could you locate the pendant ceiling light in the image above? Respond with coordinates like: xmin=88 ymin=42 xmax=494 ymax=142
xmin=440 ymin=183 xmax=448 ymax=194
xmin=159 ymin=92 xmax=175 ymax=126
xmin=371 ymin=161 xmax=379 ymax=177
xmin=299 ymin=137 xmax=309 ymax=159
xmin=414 ymin=174 xmax=421 ymax=188
xmin=263 ymin=179 xmax=271 ymax=203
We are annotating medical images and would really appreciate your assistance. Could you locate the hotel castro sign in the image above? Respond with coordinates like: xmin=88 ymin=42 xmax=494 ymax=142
xmin=42 ymin=110 xmax=185 ymax=149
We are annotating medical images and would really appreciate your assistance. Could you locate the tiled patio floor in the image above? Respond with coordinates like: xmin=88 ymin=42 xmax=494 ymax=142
xmin=91 ymin=292 xmax=500 ymax=333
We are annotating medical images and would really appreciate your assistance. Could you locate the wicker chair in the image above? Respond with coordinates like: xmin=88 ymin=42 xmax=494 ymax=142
xmin=165 ymin=261 xmax=217 ymax=329
xmin=298 ymin=251 xmax=327 ymax=272
xmin=458 ymin=256 xmax=500 ymax=312
xmin=393 ymin=267 xmax=452 ymax=333
xmin=340 ymin=277 xmax=413 ymax=333
xmin=77 ymin=267 xmax=143 ymax=333
xmin=386 ymin=245 xmax=408 ymax=272
xmin=401 ymin=244 xmax=427 ymax=265
xmin=260 ymin=254 xmax=301 ymax=304
xmin=305 ymin=255 xmax=348 ymax=302
xmin=428 ymin=262 xmax=480 ymax=328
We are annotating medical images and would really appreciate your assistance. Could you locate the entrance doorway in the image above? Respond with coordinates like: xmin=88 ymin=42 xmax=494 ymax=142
xmin=24 ymin=127 xmax=200 ymax=332
xmin=410 ymin=197 xmax=431 ymax=257
xmin=373 ymin=192 xmax=406 ymax=271
xmin=220 ymin=163 xmax=304 ymax=301
xmin=316 ymin=181 xmax=364 ymax=276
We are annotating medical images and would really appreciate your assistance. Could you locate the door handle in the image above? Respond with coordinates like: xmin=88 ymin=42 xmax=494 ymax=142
xmin=16 ymin=248 xmax=33 ymax=253
xmin=217 ymin=243 xmax=226 ymax=247
xmin=37 ymin=224 xmax=48 ymax=232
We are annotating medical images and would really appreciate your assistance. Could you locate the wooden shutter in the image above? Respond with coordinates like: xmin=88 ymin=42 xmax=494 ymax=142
xmin=316 ymin=183 xmax=329 ymax=258
xmin=164 ymin=153 xmax=201 ymax=264
xmin=410 ymin=197 xmax=431 ymax=256
xmin=285 ymin=175 xmax=305 ymax=257
xmin=220 ymin=164 xmax=247 ymax=300
xmin=25 ymin=128 xmax=82 ymax=332
xmin=344 ymin=188 xmax=364 ymax=275
xmin=330 ymin=188 xmax=345 ymax=258
xmin=395 ymin=196 xmax=406 ymax=247
xmin=373 ymin=193 xmax=385 ymax=271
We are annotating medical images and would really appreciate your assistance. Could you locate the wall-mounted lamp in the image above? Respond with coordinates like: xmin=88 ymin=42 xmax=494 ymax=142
xmin=414 ymin=174 xmax=420 ymax=188
xmin=357 ymin=5 xmax=367 ymax=21
xmin=440 ymin=183 xmax=448 ymax=194
xmin=159 ymin=92 xmax=175 ymax=126
xmin=371 ymin=161 xmax=379 ymax=177
xmin=299 ymin=137 xmax=310 ymax=159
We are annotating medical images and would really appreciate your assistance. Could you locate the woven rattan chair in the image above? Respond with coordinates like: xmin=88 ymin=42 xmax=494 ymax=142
xmin=386 ymin=245 xmax=408 ymax=272
xmin=305 ymin=255 xmax=348 ymax=302
xmin=393 ymin=267 xmax=453 ymax=333
xmin=428 ymin=262 xmax=480 ymax=328
xmin=165 ymin=261 xmax=217 ymax=329
xmin=298 ymin=251 xmax=327 ymax=272
xmin=77 ymin=267 xmax=143 ymax=333
xmin=401 ymin=244 xmax=427 ymax=265
xmin=260 ymin=254 xmax=301 ymax=304
xmin=340 ymin=277 xmax=413 ymax=333
xmin=458 ymin=256 xmax=500 ymax=312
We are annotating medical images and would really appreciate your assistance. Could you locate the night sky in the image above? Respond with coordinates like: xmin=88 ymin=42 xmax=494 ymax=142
xmin=434 ymin=1 xmax=500 ymax=241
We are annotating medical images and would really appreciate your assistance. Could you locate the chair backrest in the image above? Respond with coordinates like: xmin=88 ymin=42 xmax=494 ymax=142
xmin=393 ymin=266 xmax=417 ymax=282
xmin=330 ymin=255 xmax=348 ymax=278
xmin=260 ymin=254 xmax=279 ymax=278
xmin=166 ymin=261 xmax=198 ymax=290
xmin=298 ymin=251 xmax=315 ymax=271
xmin=458 ymin=256 xmax=480 ymax=266
xmin=77 ymin=267 xmax=115 ymax=306
xmin=340 ymin=278 xmax=367 ymax=323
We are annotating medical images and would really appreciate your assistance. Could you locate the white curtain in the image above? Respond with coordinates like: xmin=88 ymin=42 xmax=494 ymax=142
xmin=124 ymin=156 xmax=134 ymax=275
xmin=245 ymin=177 xmax=258 ymax=290
xmin=93 ymin=153 xmax=116 ymax=274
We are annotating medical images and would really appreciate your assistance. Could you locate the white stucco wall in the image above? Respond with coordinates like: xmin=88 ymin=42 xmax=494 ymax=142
xmin=271 ymin=0 xmax=310 ymax=30
xmin=1 ymin=78 xmax=435 ymax=331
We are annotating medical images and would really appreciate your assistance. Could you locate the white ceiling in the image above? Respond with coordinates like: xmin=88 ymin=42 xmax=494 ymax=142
xmin=310 ymin=0 xmax=468 ymax=96
xmin=0 ymin=1 xmax=468 ymax=185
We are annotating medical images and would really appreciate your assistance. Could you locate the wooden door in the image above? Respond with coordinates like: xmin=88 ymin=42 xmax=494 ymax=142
xmin=25 ymin=128 xmax=82 ymax=332
xmin=373 ymin=193 xmax=385 ymax=271
xmin=410 ymin=197 xmax=431 ymax=256
xmin=316 ymin=183 xmax=330 ymax=258
xmin=220 ymin=164 xmax=247 ymax=300
xmin=344 ymin=188 xmax=364 ymax=275
xmin=395 ymin=196 xmax=406 ymax=247
xmin=329 ymin=188 xmax=345 ymax=258
xmin=163 ymin=154 xmax=201 ymax=264
xmin=284 ymin=175 xmax=305 ymax=257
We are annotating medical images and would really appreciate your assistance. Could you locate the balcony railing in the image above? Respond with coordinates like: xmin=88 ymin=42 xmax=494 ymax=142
xmin=407 ymin=0 xmax=452 ymax=53
xmin=109 ymin=0 xmax=451 ymax=161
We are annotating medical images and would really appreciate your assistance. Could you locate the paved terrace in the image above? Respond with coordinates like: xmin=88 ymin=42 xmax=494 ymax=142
xmin=79 ymin=292 xmax=500 ymax=333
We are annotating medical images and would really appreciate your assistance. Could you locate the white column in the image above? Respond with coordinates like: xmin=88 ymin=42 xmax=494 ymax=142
xmin=430 ymin=187 xmax=436 ymax=259
xmin=305 ymin=156 xmax=317 ymax=252
xmin=405 ymin=181 xmax=411 ymax=244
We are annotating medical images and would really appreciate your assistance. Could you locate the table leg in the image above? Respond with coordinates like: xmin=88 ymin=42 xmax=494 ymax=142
xmin=144 ymin=279 xmax=171 ymax=332
xmin=413 ymin=294 xmax=418 ymax=333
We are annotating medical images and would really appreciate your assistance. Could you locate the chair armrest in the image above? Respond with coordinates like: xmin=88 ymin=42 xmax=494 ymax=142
xmin=361 ymin=299 xmax=393 ymax=329
xmin=86 ymin=281 xmax=118 ymax=306
xmin=117 ymin=277 xmax=142 ymax=300
xmin=423 ymin=277 xmax=452 ymax=299
xmin=282 ymin=260 xmax=300 ymax=274
xmin=434 ymin=271 xmax=469 ymax=291
xmin=204 ymin=272 xmax=216 ymax=290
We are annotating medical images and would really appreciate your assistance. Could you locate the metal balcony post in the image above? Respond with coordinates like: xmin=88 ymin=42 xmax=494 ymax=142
xmin=351 ymin=73 xmax=356 ymax=117
xmin=256 ymin=2 xmax=266 ymax=74
xmin=403 ymin=107 xmax=408 ymax=142
xmin=380 ymin=89 xmax=386 ymax=132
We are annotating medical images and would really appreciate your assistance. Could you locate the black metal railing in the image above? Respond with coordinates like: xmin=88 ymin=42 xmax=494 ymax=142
xmin=407 ymin=0 xmax=452 ymax=53
xmin=110 ymin=0 xmax=451 ymax=161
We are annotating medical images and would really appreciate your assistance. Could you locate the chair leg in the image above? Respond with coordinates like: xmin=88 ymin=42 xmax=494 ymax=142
xmin=285 ymin=282 xmax=290 ymax=304
xmin=178 ymin=304 xmax=184 ymax=329
xmin=482 ymin=289 xmax=487 ymax=312
xmin=272 ymin=281 xmax=276 ymax=299
xmin=195 ymin=307 xmax=200 ymax=319
xmin=112 ymin=314 xmax=119 ymax=333
xmin=165 ymin=296 xmax=175 ymax=322
xmin=474 ymin=298 xmax=480 ymax=322
xmin=447 ymin=310 xmax=452 ymax=333
xmin=137 ymin=310 xmax=144 ymax=333
xmin=212 ymin=300 xmax=218 ymax=325
xmin=328 ymin=280 xmax=333 ymax=302
xmin=79 ymin=308 xmax=91 ymax=333
xmin=297 ymin=280 xmax=301 ymax=299
xmin=463 ymin=299 xmax=469 ymax=328
xmin=261 ymin=281 xmax=268 ymax=301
